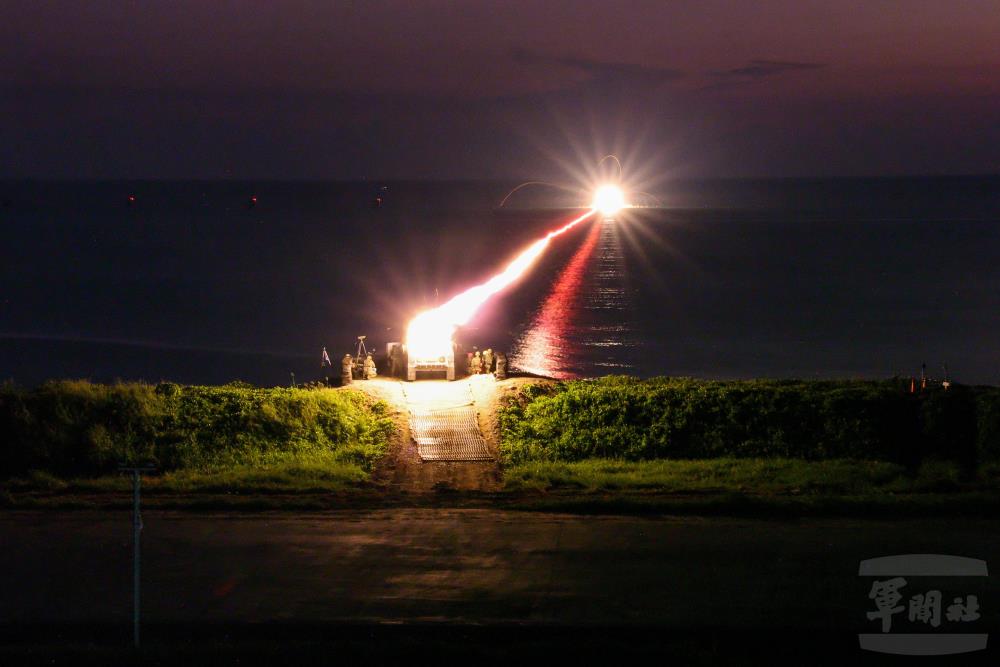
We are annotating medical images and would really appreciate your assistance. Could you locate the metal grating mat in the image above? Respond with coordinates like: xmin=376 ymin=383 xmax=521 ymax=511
xmin=402 ymin=382 xmax=494 ymax=462
xmin=410 ymin=406 xmax=493 ymax=461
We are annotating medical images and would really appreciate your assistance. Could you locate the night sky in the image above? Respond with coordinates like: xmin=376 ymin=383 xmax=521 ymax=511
xmin=2 ymin=1 xmax=999 ymax=180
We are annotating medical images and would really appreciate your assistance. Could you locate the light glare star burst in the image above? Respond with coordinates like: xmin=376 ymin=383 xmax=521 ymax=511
xmin=592 ymin=184 xmax=626 ymax=217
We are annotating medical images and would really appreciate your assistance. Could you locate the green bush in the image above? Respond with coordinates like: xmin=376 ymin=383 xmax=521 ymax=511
xmin=499 ymin=377 xmax=999 ymax=466
xmin=0 ymin=381 xmax=394 ymax=477
xmin=975 ymin=388 xmax=1000 ymax=463
xmin=503 ymin=458 xmax=910 ymax=494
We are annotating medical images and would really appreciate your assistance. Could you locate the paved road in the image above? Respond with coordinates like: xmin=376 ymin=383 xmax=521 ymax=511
xmin=2 ymin=510 xmax=997 ymax=635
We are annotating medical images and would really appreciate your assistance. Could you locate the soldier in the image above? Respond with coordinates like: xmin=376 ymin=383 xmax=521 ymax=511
xmin=364 ymin=353 xmax=377 ymax=379
xmin=466 ymin=351 xmax=476 ymax=376
xmin=483 ymin=348 xmax=494 ymax=374
xmin=341 ymin=354 xmax=353 ymax=386
xmin=390 ymin=344 xmax=403 ymax=378
xmin=495 ymin=352 xmax=507 ymax=380
xmin=472 ymin=351 xmax=482 ymax=374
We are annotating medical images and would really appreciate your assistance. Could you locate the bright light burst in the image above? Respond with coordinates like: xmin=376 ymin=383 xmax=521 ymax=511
xmin=592 ymin=184 xmax=626 ymax=217
xmin=405 ymin=208 xmax=597 ymax=360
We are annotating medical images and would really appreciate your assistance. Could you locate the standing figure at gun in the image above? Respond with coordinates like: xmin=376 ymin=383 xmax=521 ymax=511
xmin=495 ymin=352 xmax=507 ymax=380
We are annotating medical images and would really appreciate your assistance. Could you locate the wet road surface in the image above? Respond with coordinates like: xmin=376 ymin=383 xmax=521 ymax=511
xmin=2 ymin=510 xmax=997 ymax=634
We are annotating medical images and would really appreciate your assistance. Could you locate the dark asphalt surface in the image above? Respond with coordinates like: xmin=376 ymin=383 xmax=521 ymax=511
xmin=3 ymin=510 xmax=998 ymax=637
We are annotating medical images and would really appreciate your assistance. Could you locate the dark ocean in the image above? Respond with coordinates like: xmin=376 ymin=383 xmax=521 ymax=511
xmin=1 ymin=177 xmax=998 ymax=386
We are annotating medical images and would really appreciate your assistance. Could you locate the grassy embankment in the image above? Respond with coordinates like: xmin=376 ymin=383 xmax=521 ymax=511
xmin=498 ymin=377 xmax=1000 ymax=512
xmin=0 ymin=380 xmax=394 ymax=505
xmin=4 ymin=376 xmax=1000 ymax=513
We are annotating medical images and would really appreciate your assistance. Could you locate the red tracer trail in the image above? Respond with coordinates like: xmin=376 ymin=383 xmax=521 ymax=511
xmin=511 ymin=218 xmax=603 ymax=377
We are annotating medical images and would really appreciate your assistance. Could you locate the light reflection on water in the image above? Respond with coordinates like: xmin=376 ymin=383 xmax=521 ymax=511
xmin=511 ymin=219 xmax=638 ymax=378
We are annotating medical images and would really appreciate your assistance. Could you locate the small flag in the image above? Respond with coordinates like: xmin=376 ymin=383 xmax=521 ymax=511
xmin=321 ymin=347 xmax=332 ymax=367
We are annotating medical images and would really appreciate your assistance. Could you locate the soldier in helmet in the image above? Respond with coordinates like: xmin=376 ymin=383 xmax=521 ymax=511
xmin=341 ymin=354 xmax=353 ymax=385
xmin=495 ymin=351 xmax=507 ymax=380
xmin=466 ymin=351 xmax=475 ymax=376
xmin=472 ymin=350 xmax=482 ymax=374
xmin=483 ymin=348 xmax=494 ymax=375
xmin=364 ymin=353 xmax=377 ymax=379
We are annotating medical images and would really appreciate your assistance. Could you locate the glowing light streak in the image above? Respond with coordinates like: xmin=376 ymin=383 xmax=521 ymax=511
xmin=406 ymin=208 xmax=598 ymax=359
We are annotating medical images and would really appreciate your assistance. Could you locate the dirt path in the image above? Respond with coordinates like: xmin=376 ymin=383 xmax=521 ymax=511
xmin=352 ymin=377 xmax=511 ymax=493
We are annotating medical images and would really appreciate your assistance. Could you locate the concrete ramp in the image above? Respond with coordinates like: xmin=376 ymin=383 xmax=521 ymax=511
xmin=403 ymin=382 xmax=493 ymax=462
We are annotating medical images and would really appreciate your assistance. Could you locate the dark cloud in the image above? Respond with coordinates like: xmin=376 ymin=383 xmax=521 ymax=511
xmin=722 ymin=60 xmax=826 ymax=78
xmin=509 ymin=51 xmax=823 ymax=98
xmin=511 ymin=49 xmax=684 ymax=87
xmin=707 ymin=59 xmax=827 ymax=88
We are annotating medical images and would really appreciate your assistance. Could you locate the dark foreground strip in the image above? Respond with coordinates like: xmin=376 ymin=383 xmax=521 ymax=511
xmin=5 ymin=490 xmax=1000 ymax=517
xmin=3 ymin=623 xmax=992 ymax=665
